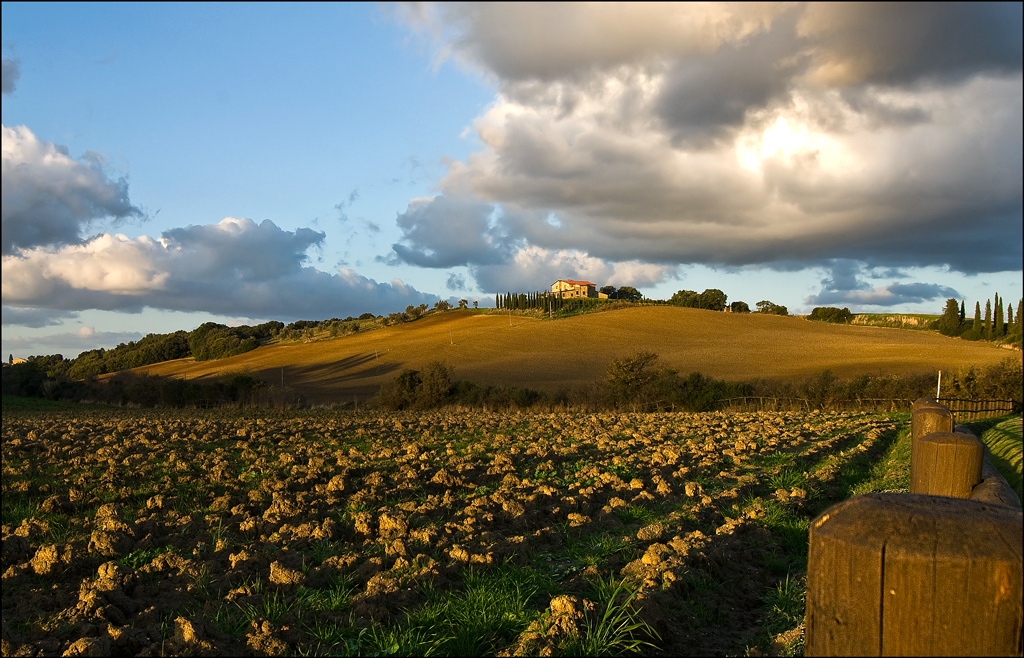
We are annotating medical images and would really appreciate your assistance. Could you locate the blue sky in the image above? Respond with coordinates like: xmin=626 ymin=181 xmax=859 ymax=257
xmin=3 ymin=3 xmax=1022 ymax=360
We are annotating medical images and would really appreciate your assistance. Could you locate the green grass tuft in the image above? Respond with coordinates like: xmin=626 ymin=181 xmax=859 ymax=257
xmin=560 ymin=575 xmax=661 ymax=656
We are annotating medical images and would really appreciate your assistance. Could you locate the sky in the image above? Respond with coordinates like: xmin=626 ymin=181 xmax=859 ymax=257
xmin=2 ymin=2 xmax=1022 ymax=360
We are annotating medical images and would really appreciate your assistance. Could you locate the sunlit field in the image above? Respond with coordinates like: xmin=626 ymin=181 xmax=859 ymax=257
xmin=133 ymin=307 xmax=1011 ymax=403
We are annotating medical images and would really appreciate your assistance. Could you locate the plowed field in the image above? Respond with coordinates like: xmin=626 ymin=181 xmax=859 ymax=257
xmin=2 ymin=402 xmax=911 ymax=656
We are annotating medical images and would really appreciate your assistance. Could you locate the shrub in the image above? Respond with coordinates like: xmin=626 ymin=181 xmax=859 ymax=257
xmin=808 ymin=307 xmax=853 ymax=323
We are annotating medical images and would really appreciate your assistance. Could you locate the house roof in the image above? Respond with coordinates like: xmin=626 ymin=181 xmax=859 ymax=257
xmin=553 ymin=279 xmax=596 ymax=286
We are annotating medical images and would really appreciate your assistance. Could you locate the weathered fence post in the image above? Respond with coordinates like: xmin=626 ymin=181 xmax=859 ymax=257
xmin=911 ymin=398 xmax=954 ymax=443
xmin=909 ymin=431 xmax=984 ymax=498
xmin=910 ymin=398 xmax=959 ymax=495
xmin=805 ymin=493 xmax=1023 ymax=656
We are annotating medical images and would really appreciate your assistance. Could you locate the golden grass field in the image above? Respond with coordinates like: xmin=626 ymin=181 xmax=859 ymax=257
xmin=133 ymin=307 xmax=1019 ymax=403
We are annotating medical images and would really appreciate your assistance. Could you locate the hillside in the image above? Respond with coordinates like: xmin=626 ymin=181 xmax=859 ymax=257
xmin=131 ymin=307 xmax=1017 ymax=403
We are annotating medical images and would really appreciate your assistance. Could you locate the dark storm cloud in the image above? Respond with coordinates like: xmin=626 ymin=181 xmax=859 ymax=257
xmin=398 ymin=3 xmax=1022 ymax=287
xmin=1 ymin=306 xmax=79 ymax=329
xmin=799 ymin=3 xmax=1023 ymax=87
xmin=655 ymin=12 xmax=804 ymax=146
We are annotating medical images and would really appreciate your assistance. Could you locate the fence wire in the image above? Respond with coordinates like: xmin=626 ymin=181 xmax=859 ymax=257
xmin=718 ymin=396 xmax=1020 ymax=418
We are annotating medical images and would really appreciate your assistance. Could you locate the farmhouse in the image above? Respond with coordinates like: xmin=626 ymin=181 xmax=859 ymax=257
xmin=550 ymin=279 xmax=609 ymax=299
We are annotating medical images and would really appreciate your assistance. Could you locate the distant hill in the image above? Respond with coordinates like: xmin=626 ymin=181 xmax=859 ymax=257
xmin=131 ymin=307 xmax=1015 ymax=403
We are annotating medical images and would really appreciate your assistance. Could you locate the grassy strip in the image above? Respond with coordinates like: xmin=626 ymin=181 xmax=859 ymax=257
xmin=1 ymin=395 xmax=90 ymax=412
xmin=967 ymin=415 xmax=1023 ymax=502
xmin=753 ymin=416 xmax=1019 ymax=656
xmin=747 ymin=422 xmax=912 ymax=656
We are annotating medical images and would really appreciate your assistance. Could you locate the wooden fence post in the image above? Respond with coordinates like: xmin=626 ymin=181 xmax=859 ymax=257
xmin=805 ymin=493 xmax=1023 ymax=656
xmin=911 ymin=398 xmax=954 ymax=442
xmin=911 ymin=398 xmax=955 ymax=477
xmin=909 ymin=431 xmax=984 ymax=498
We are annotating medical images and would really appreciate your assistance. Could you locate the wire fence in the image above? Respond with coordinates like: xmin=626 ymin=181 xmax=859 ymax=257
xmin=935 ymin=397 xmax=1020 ymax=422
xmin=718 ymin=396 xmax=1020 ymax=418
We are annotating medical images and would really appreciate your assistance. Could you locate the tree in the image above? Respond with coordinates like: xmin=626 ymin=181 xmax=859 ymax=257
xmin=730 ymin=301 xmax=750 ymax=313
xmin=600 ymin=285 xmax=617 ymax=298
xmin=937 ymin=298 xmax=961 ymax=336
xmin=984 ymin=299 xmax=992 ymax=338
xmin=434 ymin=300 xmax=452 ymax=311
xmin=994 ymin=293 xmax=1004 ymax=337
xmin=616 ymin=286 xmax=642 ymax=302
xmin=697 ymin=288 xmax=727 ymax=311
xmin=458 ymin=299 xmax=468 ymax=309
xmin=756 ymin=300 xmax=788 ymax=315
xmin=973 ymin=302 xmax=982 ymax=332
xmin=670 ymin=290 xmax=700 ymax=307
xmin=959 ymin=300 xmax=965 ymax=323
xmin=473 ymin=300 xmax=478 ymax=309
xmin=416 ymin=361 xmax=453 ymax=409
xmin=808 ymin=307 xmax=853 ymax=323
xmin=607 ymin=351 xmax=659 ymax=408
xmin=1011 ymin=299 xmax=1024 ymax=348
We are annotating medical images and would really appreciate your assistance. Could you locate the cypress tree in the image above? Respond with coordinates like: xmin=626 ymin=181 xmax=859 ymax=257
xmin=959 ymin=300 xmax=965 ymax=323
xmin=1017 ymin=299 xmax=1023 ymax=334
xmin=1007 ymin=302 xmax=1013 ymax=328
xmin=938 ymin=299 xmax=961 ymax=336
xmin=985 ymin=299 xmax=992 ymax=338
xmin=973 ymin=302 xmax=982 ymax=333
xmin=995 ymin=293 xmax=1004 ymax=337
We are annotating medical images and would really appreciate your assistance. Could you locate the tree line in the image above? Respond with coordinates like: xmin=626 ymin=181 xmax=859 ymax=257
xmin=937 ymin=295 xmax=1023 ymax=347
xmin=807 ymin=307 xmax=854 ymax=323
xmin=371 ymin=352 xmax=1022 ymax=413
xmin=9 ymin=321 xmax=286 ymax=382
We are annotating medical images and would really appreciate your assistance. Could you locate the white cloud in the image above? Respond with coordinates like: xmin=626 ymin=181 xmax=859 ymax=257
xmin=2 ymin=217 xmax=438 ymax=321
xmin=2 ymin=124 xmax=143 ymax=254
xmin=391 ymin=3 xmax=1022 ymax=284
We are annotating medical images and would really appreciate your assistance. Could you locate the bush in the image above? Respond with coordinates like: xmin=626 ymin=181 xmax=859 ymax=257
xmin=756 ymin=301 xmax=789 ymax=316
xmin=808 ymin=307 xmax=853 ymax=323
xmin=607 ymin=352 xmax=659 ymax=407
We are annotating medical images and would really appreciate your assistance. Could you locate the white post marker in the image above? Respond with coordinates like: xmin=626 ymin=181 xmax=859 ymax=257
xmin=936 ymin=370 xmax=942 ymax=400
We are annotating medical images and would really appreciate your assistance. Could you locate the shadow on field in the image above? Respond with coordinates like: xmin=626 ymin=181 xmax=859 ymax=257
xmin=260 ymin=353 xmax=400 ymax=399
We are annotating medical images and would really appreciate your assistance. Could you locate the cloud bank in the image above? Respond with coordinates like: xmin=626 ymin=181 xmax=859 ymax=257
xmin=2 ymin=124 xmax=144 ymax=255
xmin=3 ymin=217 xmax=438 ymax=323
xmin=805 ymin=259 xmax=961 ymax=307
xmin=391 ymin=3 xmax=1023 ymax=291
xmin=2 ymin=326 xmax=144 ymax=359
